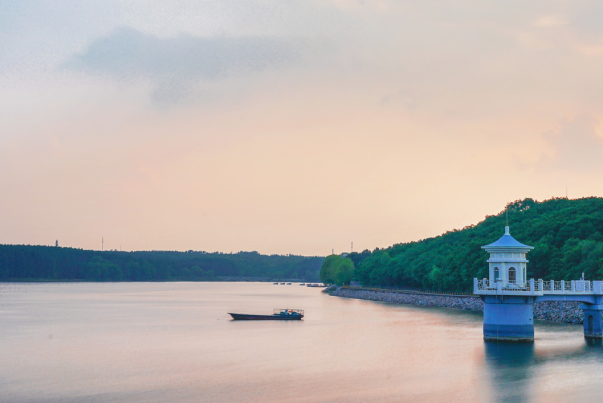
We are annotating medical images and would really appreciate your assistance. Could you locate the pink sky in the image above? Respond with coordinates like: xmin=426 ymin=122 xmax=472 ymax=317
xmin=1 ymin=1 xmax=603 ymax=255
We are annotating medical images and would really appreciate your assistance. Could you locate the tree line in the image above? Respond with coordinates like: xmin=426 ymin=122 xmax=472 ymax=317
xmin=346 ymin=197 xmax=603 ymax=292
xmin=0 ymin=247 xmax=324 ymax=282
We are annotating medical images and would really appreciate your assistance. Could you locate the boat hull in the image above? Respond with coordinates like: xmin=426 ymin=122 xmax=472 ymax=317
xmin=228 ymin=313 xmax=303 ymax=320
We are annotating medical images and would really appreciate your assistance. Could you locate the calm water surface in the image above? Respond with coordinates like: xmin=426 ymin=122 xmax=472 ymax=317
xmin=1 ymin=282 xmax=603 ymax=402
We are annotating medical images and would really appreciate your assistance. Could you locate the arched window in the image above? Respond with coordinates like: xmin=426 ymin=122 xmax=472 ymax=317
xmin=494 ymin=267 xmax=499 ymax=281
xmin=509 ymin=267 xmax=516 ymax=283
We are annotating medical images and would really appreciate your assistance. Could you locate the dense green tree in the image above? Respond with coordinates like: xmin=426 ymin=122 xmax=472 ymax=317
xmin=85 ymin=256 xmax=122 ymax=281
xmin=320 ymin=255 xmax=355 ymax=285
xmin=333 ymin=258 xmax=355 ymax=285
xmin=347 ymin=249 xmax=372 ymax=271
xmin=305 ymin=270 xmax=319 ymax=282
xmin=319 ymin=255 xmax=340 ymax=284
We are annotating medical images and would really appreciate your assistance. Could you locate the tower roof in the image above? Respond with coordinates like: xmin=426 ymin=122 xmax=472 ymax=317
xmin=482 ymin=226 xmax=534 ymax=250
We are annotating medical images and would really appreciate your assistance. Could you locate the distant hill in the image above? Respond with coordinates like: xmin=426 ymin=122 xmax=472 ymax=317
xmin=349 ymin=197 xmax=603 ymax=292
xmin=0 ymin=246 xmax=324 ymax=282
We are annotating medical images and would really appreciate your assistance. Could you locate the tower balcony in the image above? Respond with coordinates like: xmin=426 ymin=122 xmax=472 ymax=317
xmin=474 ymin=278 xmax=603 ymax=296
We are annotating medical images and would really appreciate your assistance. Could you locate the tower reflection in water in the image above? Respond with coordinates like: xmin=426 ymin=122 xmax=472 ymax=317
xmin=484 ymin=339 xmax=603 ymax=403
xmin=484 ymin=342 xmax=535 ymax=403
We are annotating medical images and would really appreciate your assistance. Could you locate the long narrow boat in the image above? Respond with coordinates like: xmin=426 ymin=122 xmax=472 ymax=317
xmin=228 ymin=309 xmax=304 ymax=320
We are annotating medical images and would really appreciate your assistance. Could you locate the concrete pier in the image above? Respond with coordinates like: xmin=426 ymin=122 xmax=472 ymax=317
xmin=483 ymin=296 xmax=535 ymax=342
xmin=582 ymin=304 xmax=603 ymax=339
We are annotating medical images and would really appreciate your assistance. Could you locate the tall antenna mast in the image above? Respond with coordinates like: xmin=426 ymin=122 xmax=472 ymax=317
xmin=102 ymin=237 xmax=104 ymax=251
xmin=351 ymin=242 xmax=353 ymax=253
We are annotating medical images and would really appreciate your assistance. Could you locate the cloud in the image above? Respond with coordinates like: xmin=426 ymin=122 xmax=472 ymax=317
xmin=379 ymin=88 xmax=419 ymax=110
xmin=537 ymin=115 xmax=603 ymax=172
xmin=65 ymin=27 xmax=312 ymax=104
xmin=534 ymin=15 xmax=569 ymax=28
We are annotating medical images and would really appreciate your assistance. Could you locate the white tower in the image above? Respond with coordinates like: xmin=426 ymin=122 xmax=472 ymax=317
xmin=481 ymin=226 xmax=534 ymax=287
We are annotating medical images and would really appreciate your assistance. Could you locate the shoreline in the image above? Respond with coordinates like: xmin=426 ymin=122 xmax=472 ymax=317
xmin=331 ymin=287 xmax=585 ymax=324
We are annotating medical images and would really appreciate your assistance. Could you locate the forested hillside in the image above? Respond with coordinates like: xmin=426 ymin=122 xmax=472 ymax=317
xmin=349 ymin=197 xmax=603 ymax=292
xmin=0 ymin=247 xmax=323 ymax=282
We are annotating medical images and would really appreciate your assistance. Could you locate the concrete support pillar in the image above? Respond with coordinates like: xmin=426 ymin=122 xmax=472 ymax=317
xmin=581 ymin=304 xmax=603 ymax=339
xmin=560 ymin=280 xmax=565 ymax=293
xmin=482 ymin=296 xmax=535 ymax=342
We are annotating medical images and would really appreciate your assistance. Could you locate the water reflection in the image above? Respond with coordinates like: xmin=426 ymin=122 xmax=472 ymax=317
xmin=484 ymin=342 xmax=535 ymax=403
xmin=484 ymin=338 xmax=603 ymax=403
xmin=585 ymin=338 xmax=603 ymax=347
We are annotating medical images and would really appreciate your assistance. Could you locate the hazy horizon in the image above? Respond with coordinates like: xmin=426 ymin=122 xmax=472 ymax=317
xmin=0 ymin=194 xmax=585 ymax=255
xmin=2 ymin=1 xmax=603 ymax=255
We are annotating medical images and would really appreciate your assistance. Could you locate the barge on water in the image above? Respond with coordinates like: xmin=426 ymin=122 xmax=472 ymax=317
xmin=228 ymin=309 xmax=304 ymax=320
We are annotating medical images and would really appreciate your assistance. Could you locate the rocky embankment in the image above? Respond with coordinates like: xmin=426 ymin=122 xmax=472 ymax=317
xmin=533 ymin=301 xmax=583 ymax=324
xmin=331 ymin=288 xmax=585 ymax=324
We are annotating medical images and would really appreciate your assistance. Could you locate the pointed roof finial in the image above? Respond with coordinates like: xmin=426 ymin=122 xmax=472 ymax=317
xmin=482 ymin=225 xmax=533 ymax=250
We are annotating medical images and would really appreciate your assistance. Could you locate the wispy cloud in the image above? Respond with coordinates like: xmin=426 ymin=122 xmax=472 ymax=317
xmin=380 ymin=88 xmax=419 ymax=110
xmin=65 ymin=27 xmax=314 ymax=104
xmin=537 ymin=115 xmax=603 ymax=172
xmin=534 ymin=15 xmax=569 ymax=28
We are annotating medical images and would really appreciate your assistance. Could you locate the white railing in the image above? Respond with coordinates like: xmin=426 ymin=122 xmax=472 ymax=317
xmin=536 ymin=279 xmax=592 ymax=293
xmin=475 ymin=278 xmax=530 ymax=292
xmin=575 ymin=280 xmax=592 ymax=292
xmin=505 ymin=282 xmax=530 ymax=291
xmin=476 ymin=278 xmax=490 ymax=291
xmin=474 ymin=278 xmax=601 ymax=294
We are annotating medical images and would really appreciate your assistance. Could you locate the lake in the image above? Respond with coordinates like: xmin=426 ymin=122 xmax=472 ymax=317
xmin=1 ymin=282 xmax=603 ymax=402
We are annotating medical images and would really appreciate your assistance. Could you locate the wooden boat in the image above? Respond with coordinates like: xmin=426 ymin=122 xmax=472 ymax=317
xmin=228 ymin=309 xmax=304 ymax=320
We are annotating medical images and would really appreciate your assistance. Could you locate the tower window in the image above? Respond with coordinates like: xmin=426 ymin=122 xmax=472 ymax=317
xmin=509 ymin=267 xmax=516 ymax=283
xmin=494 ymin=267 xmax=499 ymax=281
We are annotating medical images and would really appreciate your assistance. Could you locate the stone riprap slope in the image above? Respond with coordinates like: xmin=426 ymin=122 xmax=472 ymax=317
xmin=533 ymin=301 xmax=583 ymax=324
xmin=331 ymin=288 xmax=585 ymax=324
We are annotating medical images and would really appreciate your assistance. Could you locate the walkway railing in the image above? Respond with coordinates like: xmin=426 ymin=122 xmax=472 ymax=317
xmin=475 ymin=278 xmax=599 ymax=294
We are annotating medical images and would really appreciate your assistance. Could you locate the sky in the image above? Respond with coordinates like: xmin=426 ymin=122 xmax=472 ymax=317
xmin=2 ymin=0 xmax=603 ymax=255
